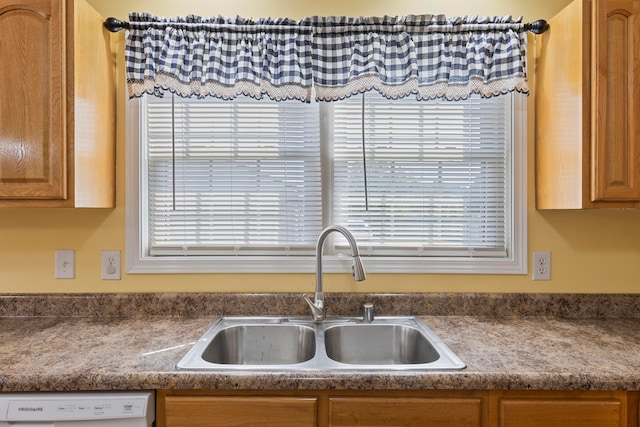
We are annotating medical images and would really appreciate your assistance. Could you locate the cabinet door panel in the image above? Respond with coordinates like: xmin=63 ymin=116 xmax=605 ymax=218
xmin=0 ymin=0 xmax=65 ymax=199
xmin=329 ymin=397 xmax=483 ymax=427
xmin=592 ymin=0 xmax=640 ymax=201
xmin=164 ymin=396 xmax=317 ymax=427
xmin=498 ymin=398 xmax=623 ymax=427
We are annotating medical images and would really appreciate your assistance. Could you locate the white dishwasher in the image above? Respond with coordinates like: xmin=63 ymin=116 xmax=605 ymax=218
xmin=0 ymin=391 xmax=154 ymax=426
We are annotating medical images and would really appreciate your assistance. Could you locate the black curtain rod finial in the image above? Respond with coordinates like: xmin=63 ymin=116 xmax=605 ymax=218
xmin=525 ymin=19 xmax=549 ymax=34
xmin=104 ymin=17 xmax=130 ymax=33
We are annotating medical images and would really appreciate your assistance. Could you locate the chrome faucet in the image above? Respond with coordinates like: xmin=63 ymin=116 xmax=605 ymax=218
xmin=304 ymin=225 xmax=367 ymax=321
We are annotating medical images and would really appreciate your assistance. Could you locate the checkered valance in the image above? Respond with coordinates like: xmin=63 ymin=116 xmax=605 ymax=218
xmin=125 ymin=13 xmax=529 ymax=102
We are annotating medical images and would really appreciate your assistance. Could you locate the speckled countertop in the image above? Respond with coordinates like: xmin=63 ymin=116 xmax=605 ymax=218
xmin=1 ymin=293 xmax=640 ymax=392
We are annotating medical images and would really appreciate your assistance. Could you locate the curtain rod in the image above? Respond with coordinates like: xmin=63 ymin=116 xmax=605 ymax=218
xmin=103 ymin=17 xmax=549 ymax=34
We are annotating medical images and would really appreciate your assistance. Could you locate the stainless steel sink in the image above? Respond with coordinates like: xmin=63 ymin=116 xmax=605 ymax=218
xmin=324 ymin=324 xmax=440 ymax=365
xmin=202 ymin=324 xmax=316 ymax=365
xmin=177 ymin=316 xmax=465 ymax=371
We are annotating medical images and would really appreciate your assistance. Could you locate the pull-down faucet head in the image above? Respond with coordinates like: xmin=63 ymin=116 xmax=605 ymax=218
xmin=304 ymin=225 xmax=366 ymax=321
xmin=352 ymin=255 xmax=367 ymax=282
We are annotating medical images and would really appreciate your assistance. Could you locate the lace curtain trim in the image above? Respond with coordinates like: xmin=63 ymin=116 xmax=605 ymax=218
xmin=128 ymin=75 xmax=313 ymax=101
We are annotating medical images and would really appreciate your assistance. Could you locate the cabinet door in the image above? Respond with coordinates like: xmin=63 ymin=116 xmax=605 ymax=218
xmin=495 ymin=393 xmax=626 ymax=427
xmin=328 ymin=397 xmax=485 ymax=427
xmin=591 ymin=0 xmax=640 ymax=201
xmin=164 ymin=396 xmax=317 ymax=427
xmin=0 ymin=0 xmax=66 ymax=200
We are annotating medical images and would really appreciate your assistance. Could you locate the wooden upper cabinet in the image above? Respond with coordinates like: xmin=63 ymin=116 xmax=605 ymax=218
xmin=0 ymin=0 xmax=65 ymax=201
xmin=592 ymin=0 xmax=640 ymax=201
xmin=535 ymin=0 xmax=640 ymax=209
xmin=0 ymin=0 xmax=115 ymax=207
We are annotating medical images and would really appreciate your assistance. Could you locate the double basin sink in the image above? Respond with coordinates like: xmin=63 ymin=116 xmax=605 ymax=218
xmin=177 ymin=316 xmax=465 ymax=371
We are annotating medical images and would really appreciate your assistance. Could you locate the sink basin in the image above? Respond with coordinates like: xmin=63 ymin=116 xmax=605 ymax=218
xmin=177 ymin=316 xmax=465 ymax=371
xmin=324 ymin=324 xmax=440 ymax=365
xmin=202 ymin=324 xmax=316 ymax=365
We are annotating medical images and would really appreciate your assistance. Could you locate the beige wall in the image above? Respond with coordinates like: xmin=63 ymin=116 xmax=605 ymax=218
xmin=90 ymin=0 xmax=567 ymax=24
xmin=2 ymin=0 xmax=640 ymax=294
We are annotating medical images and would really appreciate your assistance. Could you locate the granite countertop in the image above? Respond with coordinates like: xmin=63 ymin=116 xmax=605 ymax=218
xmin=1 ymin=293 xmax=640 ymax=392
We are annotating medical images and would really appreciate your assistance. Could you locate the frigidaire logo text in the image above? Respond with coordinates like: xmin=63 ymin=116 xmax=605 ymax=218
xmin=18 ymin=407 xmax=44 ymax=411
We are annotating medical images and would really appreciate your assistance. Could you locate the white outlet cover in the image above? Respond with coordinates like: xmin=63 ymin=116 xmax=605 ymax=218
xmin=55 ymin=249 xmax=75 ymax=279
xmin=102 ymin=250 xmax=121 ymax=280
xmin=532 ymin=251 xmax=551 ymax=281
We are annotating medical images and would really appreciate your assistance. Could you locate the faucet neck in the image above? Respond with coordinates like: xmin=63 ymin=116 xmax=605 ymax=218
xmin=315 ymin=225 xmax=361 ymax=295
xmin=307 ymin=225 xmax=366 ymax=322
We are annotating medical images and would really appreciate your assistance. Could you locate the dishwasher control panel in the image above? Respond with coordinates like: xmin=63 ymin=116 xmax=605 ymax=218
xmin=0 ymin=391 xmax=154 ymax=424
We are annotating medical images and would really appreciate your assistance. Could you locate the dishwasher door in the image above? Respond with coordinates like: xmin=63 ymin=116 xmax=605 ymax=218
xmin=0 ymin=391 xmax=154 ymax=426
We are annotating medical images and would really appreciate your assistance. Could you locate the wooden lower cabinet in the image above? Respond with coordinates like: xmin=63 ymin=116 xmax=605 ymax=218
xmin=160 ymin=392 xmax=317 ymax=427
xmin=491 ymin=391 xmax=629 ymax=427
xmin=328 ymin=395 xmax=485 ymax=427
xmin=157 ymin=389 xmax=638 ymax=427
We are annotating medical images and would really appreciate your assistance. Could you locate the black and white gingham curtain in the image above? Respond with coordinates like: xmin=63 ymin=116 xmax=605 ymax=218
xmin=125 ymin=13 xmax=529 ymax=102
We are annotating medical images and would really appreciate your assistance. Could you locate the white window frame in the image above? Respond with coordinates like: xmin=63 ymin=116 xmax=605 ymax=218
xmin=125 ymin=94 xmax=527 ymax=275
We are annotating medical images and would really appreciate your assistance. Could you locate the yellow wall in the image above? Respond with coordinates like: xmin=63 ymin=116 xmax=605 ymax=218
xmin=1 ymin=0 xmax=640 ymax=294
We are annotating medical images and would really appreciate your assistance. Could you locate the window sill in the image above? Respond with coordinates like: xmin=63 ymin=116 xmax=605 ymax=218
xmin=126 ymin=254 xmax=527 ymax=275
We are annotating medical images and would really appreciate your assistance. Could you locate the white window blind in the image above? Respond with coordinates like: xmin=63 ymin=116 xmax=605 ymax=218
xmin=330 ymin=93 xmax=511 ymax=257
xmin=144 ymin=96 xmax=322 ymax=256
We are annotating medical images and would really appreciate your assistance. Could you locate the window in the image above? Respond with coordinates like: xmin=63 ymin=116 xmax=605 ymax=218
xmin=126 ymin=93 xmax=527 ymax=274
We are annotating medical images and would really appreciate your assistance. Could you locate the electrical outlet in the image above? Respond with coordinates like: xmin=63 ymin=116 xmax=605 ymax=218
xmin=532 ymin=251 xmax=551 ymax=281
xmin=55 ymin=249 xmax=75 ymax=279
xmin=101 ymin=250 xmax=121 ymax=280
